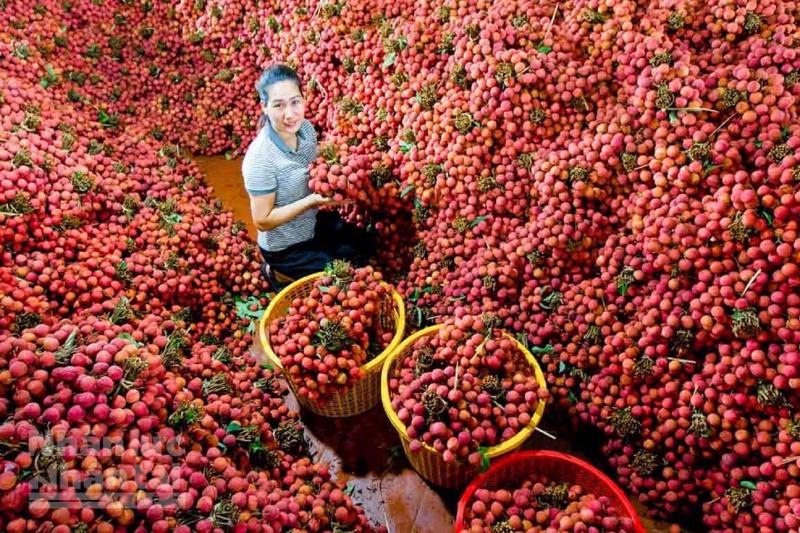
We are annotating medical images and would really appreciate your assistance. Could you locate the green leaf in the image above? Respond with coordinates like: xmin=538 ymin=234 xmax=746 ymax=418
xmin=217 ymin=442 xmax=227 ymax=453
xmin=536 ymin=44 xmax=552 ymax=54
xmin=399 ymin=140 xmax=414 ymax=153
xmin=382 ymin=52 xmax=396 ymax=69
xmin=468 ymin=215 xmax=487 ymax=229
xmin=118 ymin=332 xmax=143 ymax=348
xmin=40 ymin=65 xmax=59 ymax=89
xmin=226 ymin=421 xmax=242 ymax=433
xmin=754 ymin=140 xmax=763 ymax=149
xmin=558 ymin=361 xmax=567 ymax=374
xmin=478 ymin=447 xmax=491 ymax=472
xmin=343 ymin=484 xmax=356 ymax=496
xmin=97 ymin=108 xmax=120 ymax=128
xmin=740 ymin=480 xmax=757 ymax=490
xmin=759 ymin=207 xmax=773 ymax=227
xmin=399 ymin=184 xmax=414 ymax=198
xmin=260 ymin=361 xmax=274 ymax=370
xmin=515 ymin=332 xmax=529 ymax=349
xmin=529 ymin=344 xmax=554 ymax=355
xmin=234 ymin=299 xmax=252 ymax=317
xmin=246 ymin=320 xmax=256 ymax=334
xmin=390 ymin=444 xmax=403 ymax=457
xmin=163 ymin=213 xmax=182 ymax=225
xmin=234 ymin=296 xmax=265 ymax=320
xmin=568 ymin=390 xmax=578 ymax=404
xmin=668 ymin=110 xmax=679 ymax=124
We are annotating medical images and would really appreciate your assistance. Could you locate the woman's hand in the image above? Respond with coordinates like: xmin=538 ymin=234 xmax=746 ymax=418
xmin=305 ymin=193 xmax=332 ymax=208
xmin=250 ymin=192 xmax=353 ymax=232
xmin=306 ymin=193 xmax=351 ymax=209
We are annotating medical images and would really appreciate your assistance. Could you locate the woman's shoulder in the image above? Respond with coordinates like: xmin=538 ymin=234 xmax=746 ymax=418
xmin=242 ymin=129 xmax=277 ymax=174
xmin=300 ymin=120 xmax=318 ymax=141
xmin=243 ymin=128 xmax=275 ymax=161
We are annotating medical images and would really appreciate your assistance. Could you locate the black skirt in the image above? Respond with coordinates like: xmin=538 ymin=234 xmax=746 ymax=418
xmin=259 ymin=211 xmax=376 ymax=281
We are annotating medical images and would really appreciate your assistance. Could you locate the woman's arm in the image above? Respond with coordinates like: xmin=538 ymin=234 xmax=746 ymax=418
xmin=250 ymin=192 xmax=333 ymax=231
xmin=243 ymin=149 xmax=333 ymax=231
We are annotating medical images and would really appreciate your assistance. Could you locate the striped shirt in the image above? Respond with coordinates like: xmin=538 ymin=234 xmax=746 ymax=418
xmin=242 ymin=119 xmax=319 ymax=252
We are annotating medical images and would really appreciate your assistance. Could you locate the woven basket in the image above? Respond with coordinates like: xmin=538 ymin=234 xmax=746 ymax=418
xmin=380 ymin=325 xmax=547 ymax=489
xmin=454 ymin=450 xmax=646 ymax=533
xmin=259 ymin=272 xmax=405 ymax=418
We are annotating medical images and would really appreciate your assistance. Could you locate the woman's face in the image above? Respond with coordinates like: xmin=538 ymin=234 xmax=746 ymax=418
xmin=263 ymin=80 xmax=305 ymax=136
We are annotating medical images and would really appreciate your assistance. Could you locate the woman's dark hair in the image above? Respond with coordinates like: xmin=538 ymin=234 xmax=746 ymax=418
xmin=256 ymin=63 xmax=302 ymax=103
xmin=255 ymin=64 xmax=303 ymax=128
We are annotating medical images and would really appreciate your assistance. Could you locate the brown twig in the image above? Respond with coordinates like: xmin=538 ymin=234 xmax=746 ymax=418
xmin=667 ymin=357 xmax=696 ymax=365
xmin=542 ymin=4 xmax=559 ymax=43
xmin=740 ymin=268 xmax=762 ymax=297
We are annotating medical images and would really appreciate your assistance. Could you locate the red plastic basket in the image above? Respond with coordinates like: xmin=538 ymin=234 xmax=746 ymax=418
xmin=454 ymin=450 xmax=645 ymax=533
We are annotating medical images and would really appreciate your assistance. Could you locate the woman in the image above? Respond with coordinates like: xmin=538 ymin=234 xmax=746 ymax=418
xmin=242 ymin=64 xmax=375 ymax=288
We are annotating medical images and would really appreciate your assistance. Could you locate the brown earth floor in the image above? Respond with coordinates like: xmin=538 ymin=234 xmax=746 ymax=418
xmin=195 ymin=155 xmax=690 ymax=533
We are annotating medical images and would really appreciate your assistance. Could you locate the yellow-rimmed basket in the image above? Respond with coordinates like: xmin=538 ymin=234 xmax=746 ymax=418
xmin=381 ymin=324 xmax=548 ymax=489
xmin=259 ymin=272 xmax=405 ymax=418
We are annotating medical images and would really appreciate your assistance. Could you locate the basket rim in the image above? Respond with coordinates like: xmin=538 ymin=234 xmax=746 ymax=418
xmin=258 ymin=271 xmax=405 ymax=374
xmin=453 ymin=450 xmax=646 ymax=533
xmin=380 ymin=323 xmax=547 ymax=460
